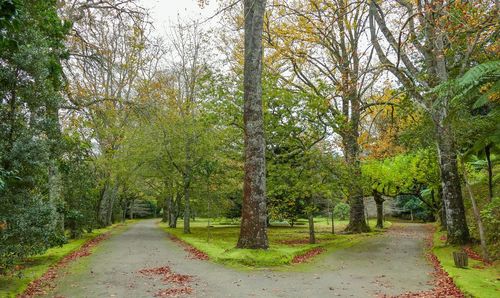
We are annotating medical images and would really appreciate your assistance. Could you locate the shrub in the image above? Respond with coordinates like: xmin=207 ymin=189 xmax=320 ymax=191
xmin=333 ymin=202 xmax=350 ymax=220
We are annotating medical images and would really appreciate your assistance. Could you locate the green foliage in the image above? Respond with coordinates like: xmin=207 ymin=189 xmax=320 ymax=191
xmin=0 ymin=196 xmax=65 ymax=271
xmin=395 ymin=195 xmax=433 ymax=221
xmin=454 ymin=60 xmax=500 ymax=105
xmin=0 ymin=0 xmax=69 ymax=271
xmin=333 ymin=203 xmax=350 ymax=220
xmin=480 ymin=197 xmax=500 ymax=259
xmin=263 ymin=73 xmax=344 ymax=224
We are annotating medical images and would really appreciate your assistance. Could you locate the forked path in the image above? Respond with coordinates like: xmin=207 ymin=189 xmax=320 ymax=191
xmin=44 ymin=220 xmax=433 ymax=298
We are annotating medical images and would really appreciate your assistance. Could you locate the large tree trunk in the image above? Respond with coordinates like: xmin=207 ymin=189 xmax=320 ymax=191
xmin=344 ymin=130 xmax=370 ymax=233
xmin=237 ymin=0 xmax=269 ymax=249
xmin=162 ymin=195 xmax=171 ymax=223
xmin=435 ymin=118 xmax=470 ymax=244
xmin=373 ymin=189 xmax=384 ymax=229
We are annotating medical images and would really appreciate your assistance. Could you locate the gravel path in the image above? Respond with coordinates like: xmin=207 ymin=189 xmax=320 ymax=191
xmin=43 ymin=219 xmax=433 ymax=298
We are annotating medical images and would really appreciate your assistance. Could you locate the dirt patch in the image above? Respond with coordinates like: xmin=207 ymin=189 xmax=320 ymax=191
xmin=19 ymin=232 xmax=111 ymax=298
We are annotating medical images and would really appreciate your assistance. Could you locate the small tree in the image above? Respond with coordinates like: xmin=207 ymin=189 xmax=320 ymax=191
xmin=334 ymin=203 xmax=350 ymax=221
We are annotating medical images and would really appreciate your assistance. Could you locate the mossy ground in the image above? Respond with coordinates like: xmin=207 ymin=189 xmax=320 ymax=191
xmin=0 ymin=221 xmax=135 ymax=297
xmin=433 ymin=230 xmax=500 ymax=298
xmin=161 ymin=217 xmax=390 ymax=269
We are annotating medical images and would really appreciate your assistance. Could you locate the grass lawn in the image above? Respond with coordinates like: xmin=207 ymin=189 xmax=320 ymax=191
xmin=433 ymin=230 xmax=500 ymax=298
xmin=160 ymin=217 xmax=390 ymax=269
xmin=0 ymin=220 xmax=134 ymax=297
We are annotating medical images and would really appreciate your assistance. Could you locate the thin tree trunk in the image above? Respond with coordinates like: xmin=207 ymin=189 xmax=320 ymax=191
xmin=170 ymin=194 xmax=181 ymax=228
xmin=183 ymin=172 xmax=191 ymax=233
xmin=435 ymin=117 xmax=470 ymax=244
xmin=308 ymin=212 xmax=316 ymax=244
xmin=373 ymin=190 xmax=384 ymax=229
xmin=462 ymin=161 xmax=490 ymax=261
xmin=331 ymin=209 xmax=335 ymax=234
xmin=237 ymin=0 xmax=269 ymax=249
xmin=485 ymin=145 xmax=493 ymax=202
xmin=128 ymin=200 xmax=133 ymax=219
xmin=162 ymin=195 xmax=171 ymax=223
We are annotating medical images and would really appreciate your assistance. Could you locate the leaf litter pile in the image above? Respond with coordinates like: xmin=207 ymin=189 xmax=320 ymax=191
xmin=380 ymin=226 xmax=464 ymax=298
xmin=168 ymin=235 xmax=209 ymax=260
xmin=19 ymin=232 xmax=111 ymax=298
xmin=138 ymin=266 xmax=193 ymax=297
xmin=291 ymin=247 xmax=326 ymax=264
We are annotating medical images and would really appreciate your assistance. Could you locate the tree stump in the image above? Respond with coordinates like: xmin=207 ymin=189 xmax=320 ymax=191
xmin=453 ymin=251 xmax=468 ymax=268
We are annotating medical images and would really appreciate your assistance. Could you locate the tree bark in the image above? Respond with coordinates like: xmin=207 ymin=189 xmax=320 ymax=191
xmin=435 ymin=118 xmax=470 ymax=244
xmin=308 ymin=212 xmax=316 ymax=244
xmin=373 ymin=189 xmax=384 ymax=229
xmin=129 ymin=200 xmax=134 ymax=219
xmin=331 ymin=210 xmax=335 ymax=234
xmin=162 ymin=195 xmax=171 ymax=223
xmin=369 ymin=0 xmax=470 ymax=244
xmin=107 ymin=182 xmax=118 ymax=225
xmin=462 ymin=161 xmax=490 ymax=261
xmin=183 ymin=171 xmax=191 ymax=234
xmin=97 ymin=178 xmax=117 ymax=227
xmin=170 ymin=193 xmax=181 ymax=228
xmin=97 ymin=180 xmax=111 ymax=227
xmin=237 ymin=0 xmax=269 ymax=249
xmin=485 ymin=144 xmax=493 ymax=202
xmin=437 ymin=188 xmax=447 ymax=230
xmin=344 ymin=130 xmax=370 ymax=233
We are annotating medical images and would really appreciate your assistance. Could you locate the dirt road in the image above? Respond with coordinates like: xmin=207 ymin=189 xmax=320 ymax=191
xmin=43 ymin=219 xmax=433 ymax=297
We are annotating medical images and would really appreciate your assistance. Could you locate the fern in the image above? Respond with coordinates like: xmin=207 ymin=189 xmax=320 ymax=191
xmin=457 ymin=60 xmax=500 ymax=89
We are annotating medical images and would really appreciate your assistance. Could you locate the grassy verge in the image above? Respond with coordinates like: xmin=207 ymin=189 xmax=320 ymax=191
xmin=161 ymin=217 xmax=390 ymax=269
xmin=0 ymin=220 xmax=135 ymax=297
xmin=433 ymin=230 xmax=500 ymax=298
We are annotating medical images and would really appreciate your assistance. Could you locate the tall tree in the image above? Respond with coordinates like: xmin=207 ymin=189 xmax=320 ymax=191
xmin=61 ymin=1 xmax=158 ymax=227
xmin=369 ymin=0 xmax=498 ymax=243
xmin=266 ymin=0 xmax=378 ymax=232
xmin=0 ymin=0 xmax=69 ymax=270
xmin=237 ymin=0 xmax=269 ymax=249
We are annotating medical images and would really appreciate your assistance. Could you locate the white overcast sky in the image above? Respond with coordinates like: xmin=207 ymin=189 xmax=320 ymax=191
xmin=140 ymin=0 xmax=220 ymax=33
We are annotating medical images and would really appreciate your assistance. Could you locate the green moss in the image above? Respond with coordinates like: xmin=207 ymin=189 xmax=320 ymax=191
xmin=433 ymin=230 xmax=500 ymax=298
xmin=161 ymin=218 xmax=388 ymax=269
xmin=0 ymin=221 xmax=133 ymax=297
